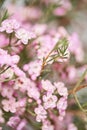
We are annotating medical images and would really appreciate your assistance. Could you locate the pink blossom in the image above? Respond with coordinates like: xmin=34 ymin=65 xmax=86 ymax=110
xmin=15 ymin=28 xmax=36 ymax=44
xmin=2 ymin=98 xmax=17 ymax=113
xmin=27 ymin=84 xmax=40 ymax=100
xmin=34 ymin=34 xmax=69 ymax=63
xmin=16 ymin=98 xmax=26 ymax=108
xmin=41 ymin=80 xmax=56 ymax=93
xmin=11 ymin=55 xmax=20 ymax=64
xmin=54 ymin=82 xmax=68 ymax=97
xmin=16 ymin=119 xmax=27 ymax=130
xmin=12 ymin=65 xmax=25 ymax=77
xmin=68 ymin=123 xmax=78 ymax=130
xmin=53 ymin=0 xmax=72 ymax=16
xmin=0 ymin=48 xmax=20 ymax=66
xmin=67 ymin=66 xmax=77 ymax=82
xmin=57 ymin=97 xmax=67 ymax=110
xmin=57 ymin=97 xmax=68 ymax=120
xmin=34 ymin=35 xmax=56 ymax=61
xmin=0 ymin=19 xmax=20 ymax=33
xmin=42 ymin=120 xmax=54 ymax=130
xmin=13 ymin=76 xmax=29 ymax=92
xmin=0 ymin=34 xmax=9 ymax=48
xmin=43 ymin=93 xmax=57 ymax=109
xmin=53 ymin=7 xmax=67 ymax=16
xmin=7 ymin=116 xmax=20 ymax=128
xmin=34 ymin=105 xmax=47 ymax=122
xmin=24 ymin=60 xmax=42 ymax=80
xmin=68 ymin=32 xmax=84 ymax=62
xmin=0 ymin=84 xmax=14 ymax=98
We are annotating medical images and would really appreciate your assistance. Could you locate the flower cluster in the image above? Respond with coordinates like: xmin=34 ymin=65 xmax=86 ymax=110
xmin=0 ymin=17 xmax=70 ymax=130
xmin=0 ymin=19 xmax=36 ymax=45
xmin=34 ymin=79 xmax=68 ymax=130
xmin=1 ymin=0 xmax=85 ymax=128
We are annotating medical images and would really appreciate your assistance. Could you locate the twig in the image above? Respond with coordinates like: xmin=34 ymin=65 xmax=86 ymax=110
xmin=0 ymin=66 xmax=10 ymax=75
xmin=72 ymin=69 xmax=87 ymax=112
xmin=69 ymin=84 xmax=87 ymax=95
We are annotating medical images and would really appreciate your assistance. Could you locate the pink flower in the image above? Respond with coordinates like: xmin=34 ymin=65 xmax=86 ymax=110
xmin=54 ymin=82 xmax=68 ymax=97
xmin=15 ymin=28 xmax=36 ymax=44
xmin=16 ymin=98 xmax=26 ymax=108
xmin=43 ymin=93 xmax=57 ymax=109
xmin=42 ymin=120 xmax=54 ymax=130
xmin=13 ymin=76 xmax=29 ymax=92
xmin=0 ymin=34 xmax=9 ymax=48
xmin=16 ymin=119 xmax=27 ymax=130
xmin=12 ymin=65 xmax=25 ymax=77
xmin=24 ymin=60 xmax=42 ymax=80
xmin=57 ymin=97 xmax=68 ymax=120
xmin=53 ymin=7 xmax=67 ymax=16
xmin=0 ymin=19 xmax=20 ymax=33
xmin=2 ymin=98 xmax=17 ymax=113
xmin=7 ymin=116 xmax=20 ymax=128
xmin=34 ymin=105 xmax=47 ymax=122
xmin=0 ymin=84 xmax=14 ymax=98
xmin=57 ymin=97 xmax=67 ymax=110
xmin=68 ymin=123 xmax=78 ymax=130
xmin=27 ymin=84 xmax=40 ymax=100
xmin=41 ymin=80 xmax=56 ymax=93
xmin=34 ymin=35 xmax=56 ymax=62
xmin=67 ymin=66 xmax=77 ymax=82
xmin=53 ymin=0 xmax=72 ymax=16
xmin=0 ymin=48 xmax=20 ymax=66
xmin=11 ymin=55 xmax=20 ymax=64
xmin=68 ymin=32 xmax=84 ymax=62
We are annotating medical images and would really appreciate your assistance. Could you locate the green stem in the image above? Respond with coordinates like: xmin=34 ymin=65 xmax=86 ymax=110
xmin=0 ymin=66 xmax=10 ymax=75
xmin=73 ymin=69 xmax=87 ymax=92
xmin=73 ymin=69 xmax=87 ymax=112
xmin=40 ymin=39 xmax=62 ymax=74
xmin=9 ymin=33 xmax=13 ymax=45
xmin=27 ymin=109 xmax=36 ymax=116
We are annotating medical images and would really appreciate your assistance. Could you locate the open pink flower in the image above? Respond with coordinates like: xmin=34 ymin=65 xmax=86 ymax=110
xmin=41 ymin=80 xmax=56 ymax=93
xmin=0 ymin=19 xmax=20 ymax=33
xmin=0 ymin=48 xmax=20 ymax=66
xmin=54 ymin=82 xmax=68 ymax=97
xmin=24 ymin=60 xmax=42 ymax=80
xmin=2 ymin=98 xmax=17 ymax=113
xmin=68 ymin=123 xmax=78 ymax=130
xmin=42 ymin=120 xmax=54 ymax=130
xmin=43 ymin=93 xmax=57 ymax=109
xmin=15 ymin=28 xmax=36 ymax=44
xmin=7 ymin=116 xmax=20 ymax=128
xmin=34 ymin=105 xmax=47 ymax=122
xmin=57 ymin=97 xmax=68 ymax=120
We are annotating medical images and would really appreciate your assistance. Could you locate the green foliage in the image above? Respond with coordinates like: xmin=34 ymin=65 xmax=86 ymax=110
xmin=48 ymin=38 xmax=69 ymax=63
xmin=55 ymin=38 xmax=69 ymax=57
xmin=0 ymin=9 xmax=9 ymax=24
xmin=0 ymin=0 xmax=9 ymax=24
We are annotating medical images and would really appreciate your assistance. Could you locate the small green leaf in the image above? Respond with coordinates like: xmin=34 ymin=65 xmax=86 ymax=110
xmin=0 ymin=9 xmax=8 ymax=23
